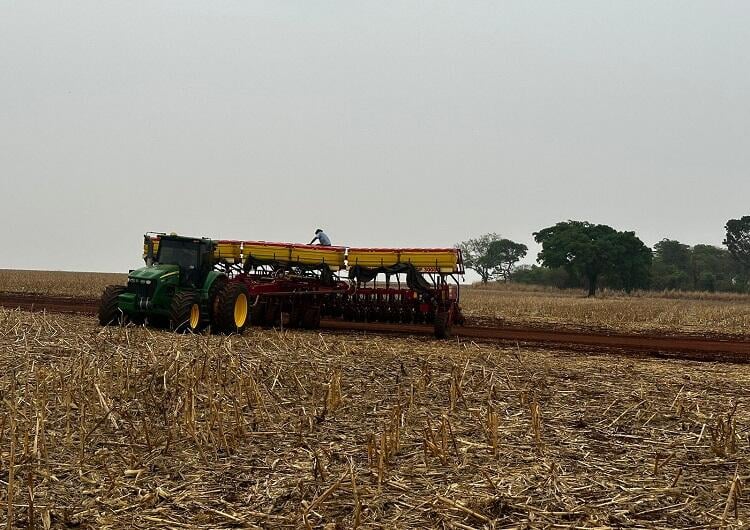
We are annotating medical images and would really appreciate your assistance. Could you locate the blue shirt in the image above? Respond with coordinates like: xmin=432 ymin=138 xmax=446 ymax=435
xmin=312 ymin=231 xmax=331 ymax=245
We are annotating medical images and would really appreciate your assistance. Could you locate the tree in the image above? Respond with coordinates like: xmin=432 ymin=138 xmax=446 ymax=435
xmin=724 ymin=216 xmax=750 ymax=270
xmin=651 ymin=239 xmax=692 ymax=290
xmin=610 ymin=231 xmax=652 ymax=293
xmin=456 ymin=233 xmax=502 ymax=284
xmin=690 ymin=244 xmax=739 ymax=292
xmin=697 ymin=271 xmax=716 ymax=292
xmin=533 ymin=221 xmax=612 ymax=296
xmin=533 ymin=221 xmax=651 ymax=296
xmin=650 ymin=240 xmax=743 ymax=293
xmin=487 ymin=239 xmax=528 ymax=282
xmin=654 ymin=240 xmax=691 ymax=272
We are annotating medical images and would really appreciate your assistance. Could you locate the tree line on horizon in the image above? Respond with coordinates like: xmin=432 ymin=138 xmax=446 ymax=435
xmin=457 ymin=216 xmax=750 ymax=296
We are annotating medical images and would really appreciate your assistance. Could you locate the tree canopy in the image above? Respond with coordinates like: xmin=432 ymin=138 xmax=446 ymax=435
xmin=487 ymin=239 xmax=528 ymax=282
xmin=651 ymin=239 xmax=692 ymax=290
xmin=457 ymin=234 xmax=528 ymax=284
xmin=456 ymin=233 xmax=502 ymax=284
xmin=608 ymin=230 xmax=653 ymax=293
xmin=649 ymin=238 xmax=743 ymax=292
xmin=464 ymin=216 xmax=750 ymax=294
xmin=724 ymin=216 xmax=750 ymax=270
xmin=533 ymin=221 xmax=651 ymax=296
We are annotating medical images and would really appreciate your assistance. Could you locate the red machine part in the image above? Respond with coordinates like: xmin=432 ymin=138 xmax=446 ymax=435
xmin=214 ymin=248 xmax=464 ymax=338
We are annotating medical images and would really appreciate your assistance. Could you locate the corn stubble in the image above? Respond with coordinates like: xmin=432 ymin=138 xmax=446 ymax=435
xmin=462 ymin=286 xmax=750 ymax=337
xmin=0 ymin=308 xmax=749 ymax=529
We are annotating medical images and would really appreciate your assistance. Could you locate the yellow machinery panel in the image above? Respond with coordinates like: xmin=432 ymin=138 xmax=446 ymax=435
xmin=215 ymin=241 xmax=242 ymax=262
xmin=399 ymin=249 xmax=459 ymax=273
xmin=243 ymin=241 xmax=345 ymax=270
xmin=141 ymin=235 xmax=461 ymax=274
xmin=290 ymin=245 xmax=346 ymax=270
xmin=347 ymin=248 xmax=400 ymax=268
xmin=242 ymin=241 xmax=292 ymax=263
xmin=348 ymin=247 xmax=461 ymax=273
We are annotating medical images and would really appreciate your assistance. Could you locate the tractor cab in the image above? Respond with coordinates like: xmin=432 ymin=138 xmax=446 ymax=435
xmin=152 ymin=235 xmax=216 ymax=287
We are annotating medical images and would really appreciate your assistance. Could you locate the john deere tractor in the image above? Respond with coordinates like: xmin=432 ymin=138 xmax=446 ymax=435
xmin=98 ymin=233 xmax=249 ymax=333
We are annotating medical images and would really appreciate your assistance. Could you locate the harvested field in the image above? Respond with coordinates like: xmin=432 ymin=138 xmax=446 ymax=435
xmin=0 ymin=309 xmax=748 ymax=528
xmin=0 ymin=270 xmax=126 ymax=299
xmin=462 ymin=287 xmax=750 ymax=337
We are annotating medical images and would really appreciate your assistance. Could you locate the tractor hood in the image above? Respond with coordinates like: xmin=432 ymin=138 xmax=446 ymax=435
xmin=128 ymin=264 xmax=180 ymax=281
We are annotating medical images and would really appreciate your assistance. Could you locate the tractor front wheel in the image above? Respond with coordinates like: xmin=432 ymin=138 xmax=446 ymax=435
xmin=214 ymin=283 xmax=250 ymax=334
xmin=170 ymin=291 xmax=202 ymax=333
xmin=99 ymin=285 xmax=127 ymax=326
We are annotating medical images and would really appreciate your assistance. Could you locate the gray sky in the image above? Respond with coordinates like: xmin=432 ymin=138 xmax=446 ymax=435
xmin=1 ymin=1 xmax=748 ymax=273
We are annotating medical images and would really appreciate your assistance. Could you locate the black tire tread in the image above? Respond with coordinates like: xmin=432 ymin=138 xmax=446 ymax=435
xmin=214 ymin=283 xmax=250 ymax=334
xmin=99 ymin=285 xmax=126 ymax=326
xmin=170 ymin=291 xmax=201 ymax=333
xmin=207 ymin=276 xmax=228 ymax=324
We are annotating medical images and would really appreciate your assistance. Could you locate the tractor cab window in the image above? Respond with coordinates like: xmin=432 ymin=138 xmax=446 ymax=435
xmin=156 ymin=239 xmax=201 ymax=271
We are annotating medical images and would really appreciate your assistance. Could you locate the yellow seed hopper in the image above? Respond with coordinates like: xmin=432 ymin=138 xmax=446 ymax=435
xmin=347 ymin=247 xmax=463 ymax=273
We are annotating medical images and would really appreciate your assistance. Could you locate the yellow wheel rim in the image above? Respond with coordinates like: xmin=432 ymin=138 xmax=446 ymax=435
xmin=189 ymin=304 xmax=200 ymax=329
xmin=234 ymin=293 xmax=248 ymax=328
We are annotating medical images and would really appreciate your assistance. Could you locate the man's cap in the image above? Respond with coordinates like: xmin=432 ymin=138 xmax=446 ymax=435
xmin=315 ymin=228 xmax=323 ymax=233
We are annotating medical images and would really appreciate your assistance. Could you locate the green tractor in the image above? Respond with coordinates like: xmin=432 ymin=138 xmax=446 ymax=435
xmin=98 ymin=233 xmax=250 ymax=333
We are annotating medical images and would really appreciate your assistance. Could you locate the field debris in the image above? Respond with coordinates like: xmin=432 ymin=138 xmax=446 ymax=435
xmin=0 ymin=308 xmax=749 ymax=528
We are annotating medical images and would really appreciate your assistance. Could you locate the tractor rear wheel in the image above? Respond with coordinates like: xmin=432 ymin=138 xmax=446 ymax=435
xmin=214 ymin=283 xmax=250 ymax=334
xmin=170 ymin=291 xmax=203 ymax=333
xmin=99 ymin=285 xmax=127 ymax=326
xmin=207 ymin=276 xmax=228 ymax=326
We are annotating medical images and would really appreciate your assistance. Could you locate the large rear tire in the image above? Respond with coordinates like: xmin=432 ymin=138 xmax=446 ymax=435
xmin=99 ymin=285 xmax=127 ymax=326
xmin=214 ymin=283 xmax=250 ymax=334
xmin=170 ymin=291 xmax=202 ymax=333
xmin=207 ymin=276 xmax=228 ymax=326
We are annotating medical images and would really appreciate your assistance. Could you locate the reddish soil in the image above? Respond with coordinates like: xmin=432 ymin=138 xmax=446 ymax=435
xmin=2 ymin=292 xmax=749 ymax=363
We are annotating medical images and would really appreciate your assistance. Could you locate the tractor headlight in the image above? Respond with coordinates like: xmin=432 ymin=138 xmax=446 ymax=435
xmin=145 ymin=280 xmax=151 ymax=285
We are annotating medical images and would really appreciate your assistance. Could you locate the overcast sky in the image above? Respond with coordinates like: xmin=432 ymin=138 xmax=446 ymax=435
xmin=1 ymin=1 xmax=748 ymax=273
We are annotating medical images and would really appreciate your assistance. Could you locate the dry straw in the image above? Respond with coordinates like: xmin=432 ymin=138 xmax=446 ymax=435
xmin=0 ymin=308 xmax=749 ymax=528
